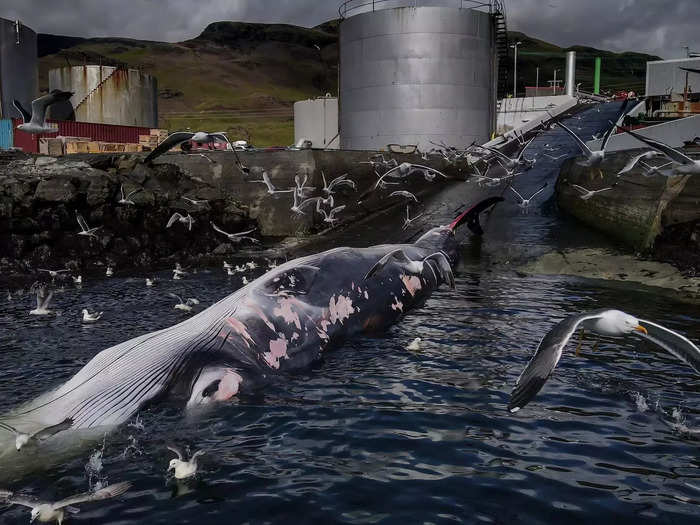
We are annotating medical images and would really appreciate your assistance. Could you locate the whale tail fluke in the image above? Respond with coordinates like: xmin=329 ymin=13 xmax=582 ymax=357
xmin=448 ymin=196 xmax=504 ymax=235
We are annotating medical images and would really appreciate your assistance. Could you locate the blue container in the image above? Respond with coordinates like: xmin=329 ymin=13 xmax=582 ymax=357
xmin=0 ymin=119 xmax=13 ymax=149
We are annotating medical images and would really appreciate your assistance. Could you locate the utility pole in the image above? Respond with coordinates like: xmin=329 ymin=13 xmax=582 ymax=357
xmin=535 ymin=66 xmax=539 ymax=97
xmin=510 ymin=40 xmax=523 ymax=97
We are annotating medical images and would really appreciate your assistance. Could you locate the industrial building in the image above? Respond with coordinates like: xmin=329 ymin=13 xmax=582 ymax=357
xmin=49 ymin=65 xmax=158 ymax=128
xmin=0 ymin=17 xmax=37 ymax=121
xmin=336 ymin=0 xmax=507 ymax=151
xmin=645 ymin=57 xmax=700 ymax=119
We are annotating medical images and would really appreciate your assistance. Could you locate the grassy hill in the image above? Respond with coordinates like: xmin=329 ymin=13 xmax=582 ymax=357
xmin=509 ymin=31 xmax=659 ymax=96
xmin=37 ymin=23 xmax=657 ymax=145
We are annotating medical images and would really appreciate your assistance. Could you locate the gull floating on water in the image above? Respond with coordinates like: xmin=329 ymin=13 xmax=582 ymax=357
xmin=0 ymin=481 xmax=131 ymax=524
xmin=117 ymin=185 xmax=141 ymax=206
xmin=0 ymin=418 xmax=73 ymax=451
xmin=167 ymin=446 xmax=205 ymax=479
xmin=246 ymin=261 xmax=257 ymax=270
xmin=509 ymin=309 xmax=700 ymax=413
xmin=82 ymin=309 xmax=103 ymax=323
xmin=242 ymin=276 xmax=249 ymax=285
xmin=407 ymin=338 xmax=422 ymax=351
xmin=144 ymin=131 xmax=230 ymax=163
xmin=76 ymin=213 xmax=101 ymax=239
xmin=211 ymin=222 xmax=259 ymax=244
xmin=29 ymin=284 xmax=53 ymax=316
xmin=105 ymin=266 xmax=114 ymax=277
xmin=171 ymin=293 xmax=198 ymax=312
xmin=166 ymin=212 xmax=196 ymax=231
xmin=146 ymin=278 xmax=155 ymax=287
xmin=72 ymin=275 xmax=82 ymax=285
xmin=570 ymin=182 xmax=617 ymax=200
xmin=13 ymin=90 xmax=73 ymax=134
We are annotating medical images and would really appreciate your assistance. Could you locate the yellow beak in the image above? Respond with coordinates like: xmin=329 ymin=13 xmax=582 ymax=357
xmin=634 ymin=325 xmax=648 ymax=334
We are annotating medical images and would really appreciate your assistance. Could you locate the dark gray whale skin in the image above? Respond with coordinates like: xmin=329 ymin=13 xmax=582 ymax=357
xmin=2 ymin=198 xmax=501 ymax=434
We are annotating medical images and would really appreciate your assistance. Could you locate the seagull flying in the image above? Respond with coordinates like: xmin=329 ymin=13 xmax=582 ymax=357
xmin=0 ymin=481 xmax=131 ymax=524
xmin=319 ymin=205 xmax=346 ymax=225
xmin=166 ymin=212 xmax=196 ymax=231
xmin=322 ymin=171 xmax=356 ymax=195
xmin=118 ymin=185 xmax=141 ymax=206
xmin=182 ymin=196 xmax=209 ymax=207
xmin=618 ymin=127 xmax=700 ymax=176
xmin=29 ymin=284 xmax=53 ymax=316
xmin=554 ymin=120 xmax=615 ymax=168
xmin=0 ymin=418 xmax=73 ymax=451
xmin=76 ymin=213 xmax=101 ymax=239
xmin=13 ymin=90 xmax=73 ymax=134
xmin=144 ymin=131 xmax=230 ymax=163
xmin=402 ymin=205 xmax=424 ymax=230
xmin=210 ymin=222 xmax=259 ymax=244
xmin=508 ymin=309 xmax=700 ymax=413
xmin=291 ymin=191 xmax=321 ymax=215
xmin=252 ymin=171 xmax=294 ymax=195
xmin=509 ymin=183 xmax=548 ymax=209
xmin=388 ymin=190 xmax=419 ymax=203
xmin=570 ymin=182 xmax=617 ymax=200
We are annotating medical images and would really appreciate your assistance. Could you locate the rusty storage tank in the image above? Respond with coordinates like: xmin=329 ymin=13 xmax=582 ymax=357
xmin=338 ymin=1 xmax=497 ymax=151
xmin=48 ymin=65 xmax=158 ymax=127
xmin=0 ymin=17 xmax=38 ymax=121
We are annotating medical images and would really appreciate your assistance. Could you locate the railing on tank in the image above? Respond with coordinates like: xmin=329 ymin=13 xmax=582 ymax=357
xmin=338 ymin=0 xmax=498 ymax=19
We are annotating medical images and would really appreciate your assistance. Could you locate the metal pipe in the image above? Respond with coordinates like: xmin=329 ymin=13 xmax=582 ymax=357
xmin=565 ymin=51 xmax=576 ymax=97
xmin=594 ymin=57 xmax=602 ymax=94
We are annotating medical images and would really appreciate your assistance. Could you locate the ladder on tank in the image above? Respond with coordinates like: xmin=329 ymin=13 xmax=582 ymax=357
xmin=492 ymin=0 xmax=509 ymax=99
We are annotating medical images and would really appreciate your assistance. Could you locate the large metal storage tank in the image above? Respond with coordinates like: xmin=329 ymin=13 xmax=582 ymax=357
xmin=339 ymin=2 xmax=495 ymax=150
xmin=49 ymin=66 xmax=158 ymax=127
xmin=294 ymin=96 xmax=339 ymax=149
xmin=0 ymin=18 xmax=38 ymax=121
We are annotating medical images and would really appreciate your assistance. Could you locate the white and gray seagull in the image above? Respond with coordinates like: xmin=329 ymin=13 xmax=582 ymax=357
xmin=29 ymin=284 xmax=53 ymax=316
xmin=291 ymin=191 xmax=321 ymax=215
xmin=117 ymin=185 xmax=141 ymax=206
xmin=76 ymin=213 xmax=101 ymax=239
xmin=402 ymin=205 xmax=424 ymax=230
xmin=144 ymin=131 xmax=231 ymax=163
xmin=167 ymin=446 xmax=205 ymax=479
xmin=166 ymin=212 xmax=196 ymax=231
xmin=252 ymin=171 xmax=294 ymax=195
xmin=0 ymin=481 xmax=131 ymax=524
xmin=13 ymin=90 xmax=73 ymax=134
xmin=0 ymin=417 xmax=73 ymax=451
xmin=318 ymin=205 xmax=346 ymax=225
xmin=619 ymin=127 xmax=700 ymax=176
xmin=388 ymin=190 xmax=419 ymax=203
xmin=617 ymin=150 xmax=661 ymax=175
xmin=570 ymin=182 xmax=617 ymax=200
xmin=509 ymin=183 xmax=548 ymax=210
xmin=170 ymin=293 xmax=199 ymax=312
xmin=508 ymin=309 xmax=700 ymax=413
xmin=182 ymin=196 xmax=209 ymax=207
xmin=554 ymin=120 xmax=616 ymax=168
xmin=321 ymin=171 xmax=356 ymax=195
xmin=210 ymin=222 xmax=259 ymax=244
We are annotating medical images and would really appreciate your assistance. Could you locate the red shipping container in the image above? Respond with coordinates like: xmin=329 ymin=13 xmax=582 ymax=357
xmin=12 ymin=118 xmax=152 ymax=153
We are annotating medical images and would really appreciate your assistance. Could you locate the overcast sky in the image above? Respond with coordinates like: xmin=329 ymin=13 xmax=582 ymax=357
xmin=2 ymin=0 xmax=696 ymax=59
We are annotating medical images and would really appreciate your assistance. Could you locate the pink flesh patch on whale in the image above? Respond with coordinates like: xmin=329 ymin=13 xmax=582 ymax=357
xmin=400 ymin=274 xmax=422 ymax=297
xmin=214 ymin=369 xmax=243 ymax=401
xmin=250 ymin=304 xmax=276 ymax=331
xmin=226 ymin=318 xmax=255 ymax=347
xmin=391 ymin=296 xmax=404 ymax=312
xmin=263 ymin=335 xmax=289 ymax=369
xmin=273 ymin=297 xmax=302 ymax=330
xmin=329 ymin=294 xmax=355 ymax=324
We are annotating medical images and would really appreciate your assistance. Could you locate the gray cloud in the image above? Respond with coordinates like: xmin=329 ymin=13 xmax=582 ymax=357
xmin=2 ymin=0 xmax=695 ymax=58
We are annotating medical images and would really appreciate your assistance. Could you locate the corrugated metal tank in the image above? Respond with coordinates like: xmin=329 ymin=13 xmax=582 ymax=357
xmin=0 ymin=18 xmax=38 ymax=121
xmin=49 ymin=66 xmax=158 ymax=127
xmin=294 ymin=96 xmax=339 ymax=149
xmin=339 ymin=5 xmax=495 ymax=151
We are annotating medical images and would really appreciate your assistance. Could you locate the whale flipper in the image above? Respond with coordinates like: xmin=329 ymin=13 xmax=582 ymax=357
xmin=364 ymin=249 xmax=411 ymax=280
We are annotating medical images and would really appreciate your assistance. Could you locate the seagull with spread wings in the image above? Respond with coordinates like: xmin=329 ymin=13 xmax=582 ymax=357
xmin=210 ymin=222 xmax=259 ymax=244
xmin=618 ymin=127 xmax=700 ymax=176
xmin=13 ymin=90 xmax=73 ymax=134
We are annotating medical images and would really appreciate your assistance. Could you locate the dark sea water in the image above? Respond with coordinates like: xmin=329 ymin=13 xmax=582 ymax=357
xmin=0 ymin=103 xmax=699 ymax=524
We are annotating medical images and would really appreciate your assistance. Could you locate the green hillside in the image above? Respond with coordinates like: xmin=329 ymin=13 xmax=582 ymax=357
xmin=37 ymin=23 xmax=658 ymax=145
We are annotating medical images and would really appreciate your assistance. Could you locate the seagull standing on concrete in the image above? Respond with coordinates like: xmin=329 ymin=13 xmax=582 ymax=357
xmin=144 ymin=131 xmax=230 ymax=163
xmin=13 ymin=90 xmax=73 ymax=134
xmin=0 ymin=481 xmax=131 ymax=524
